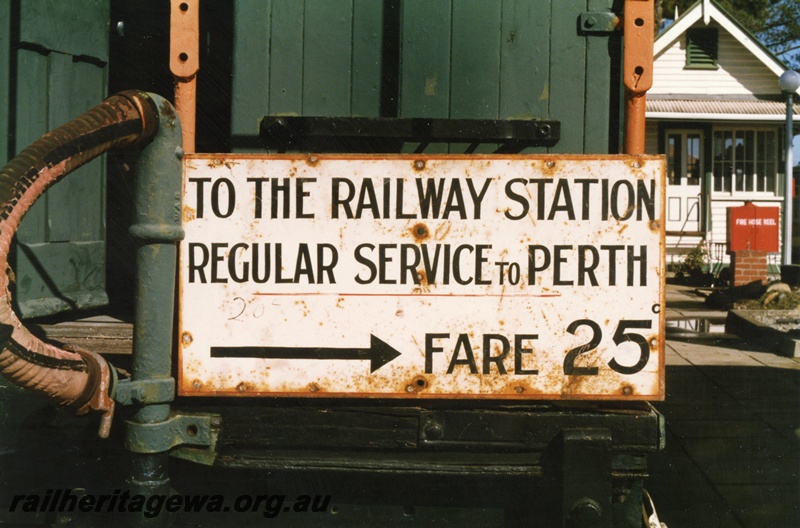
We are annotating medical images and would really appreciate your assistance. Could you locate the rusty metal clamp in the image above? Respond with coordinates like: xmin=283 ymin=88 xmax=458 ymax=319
xmin=69 ymin=346 xmax=116 ymax=438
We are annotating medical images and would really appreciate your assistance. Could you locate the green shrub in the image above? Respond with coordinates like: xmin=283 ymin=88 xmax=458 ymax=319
xmin=679 ymin=245 xmax=708 ymax=276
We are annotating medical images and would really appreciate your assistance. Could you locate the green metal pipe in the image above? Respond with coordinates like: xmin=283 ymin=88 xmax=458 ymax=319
xmin=122 ymin=93 xmax=184 ymax=527
xmin=128 ymin=94 xmax=184 ymax=425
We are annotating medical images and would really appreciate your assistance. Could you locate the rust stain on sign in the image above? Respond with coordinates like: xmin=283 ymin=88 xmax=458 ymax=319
xmin=411 ymin=223 xmax=430 ymax=242
xmin=178 ymin=154 xmax=666 ymax=400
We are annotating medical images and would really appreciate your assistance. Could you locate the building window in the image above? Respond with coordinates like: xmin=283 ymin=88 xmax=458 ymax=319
xmin=685 ymin=28 xmax=718 ymax=69
xmin=712 ymin=129 xmax=778 ymax=194
xmin=666 ymin=132 xmax=702 ymax=186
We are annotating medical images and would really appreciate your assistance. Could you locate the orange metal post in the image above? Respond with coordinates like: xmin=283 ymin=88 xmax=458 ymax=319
xmin=623 ymin=0 xmax=654 ymax=155
xmin=170 ymin=0 xmax=199 ymax=153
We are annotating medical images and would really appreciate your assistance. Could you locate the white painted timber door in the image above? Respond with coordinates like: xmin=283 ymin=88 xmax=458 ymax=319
xmin=665 ymin=131 xmax=702 ymax=233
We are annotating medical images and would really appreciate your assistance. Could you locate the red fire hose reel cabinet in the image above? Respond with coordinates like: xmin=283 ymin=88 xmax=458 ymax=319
xmin=727 ymin=202 xmax=780 ymax=253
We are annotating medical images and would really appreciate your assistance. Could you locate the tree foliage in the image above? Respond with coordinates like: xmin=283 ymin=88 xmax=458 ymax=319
xmin=761 ymin=0 xmax=800 ymax=67
xmin=656 ymin=0 xmax=800 ymax=68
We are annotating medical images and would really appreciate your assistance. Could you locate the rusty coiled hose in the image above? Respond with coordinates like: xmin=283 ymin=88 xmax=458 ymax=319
xmin=0 ymin=91 xmax=160 ymax=437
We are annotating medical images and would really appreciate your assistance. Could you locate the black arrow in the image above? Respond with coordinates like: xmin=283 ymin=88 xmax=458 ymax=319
xmin=210 ymin=335 xmax=402 ymax=373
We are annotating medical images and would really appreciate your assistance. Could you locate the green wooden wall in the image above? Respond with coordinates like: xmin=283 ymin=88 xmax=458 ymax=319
xmin=0 ymin=0 xmax=622 ymax=319
xmin=230 ymin=0 xmax=622 ymax=154
xmin=0 ymin=0 xmax=110 ymax=318
xmin=0 ymin=2 xmax=9 ymax=168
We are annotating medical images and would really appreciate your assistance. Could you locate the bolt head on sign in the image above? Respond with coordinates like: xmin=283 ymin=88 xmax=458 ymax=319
xmin=178 ymin=155 xmax=665 ymax=400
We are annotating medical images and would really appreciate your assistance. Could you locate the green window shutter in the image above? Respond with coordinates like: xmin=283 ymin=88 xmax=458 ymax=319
xmin=3 ymin=0 xmax=110 ymax=318
xmin=686 ymin=28 xmax=718 ymax=69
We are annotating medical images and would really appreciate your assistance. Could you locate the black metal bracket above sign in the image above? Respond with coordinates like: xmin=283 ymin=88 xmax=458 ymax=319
xmin=579 ymin=11 xmax=620 ymax=34
xmin=259 ymin=116 xmax=560 ymax=153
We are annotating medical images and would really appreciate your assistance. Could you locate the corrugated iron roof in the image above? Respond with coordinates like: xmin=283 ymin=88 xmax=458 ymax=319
xmin=646 ymin=98 xmax=800 ymax=116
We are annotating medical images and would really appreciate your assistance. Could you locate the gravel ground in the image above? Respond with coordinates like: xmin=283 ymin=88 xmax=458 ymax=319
xmin=744 ymin=309 xmax=800 ymax=332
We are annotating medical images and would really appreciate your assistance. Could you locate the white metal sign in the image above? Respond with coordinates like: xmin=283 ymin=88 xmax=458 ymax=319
xmin=178 ymin=154 xmax=665 ymax=400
